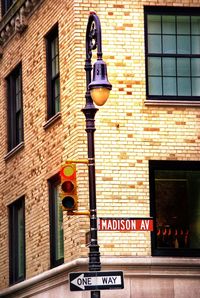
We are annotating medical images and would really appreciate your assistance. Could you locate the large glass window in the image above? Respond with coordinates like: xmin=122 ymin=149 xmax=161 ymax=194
xmin=6 ymin=63 xmax=23 ymax=152
xmin=45 ymin=24 xmax=60 ymax=119
xmin=150 ymin=160 xmax=200 ymax=257
xmin=9 ymin=197 xmax=25 ymax=285
xmin=145 ymin=7 xmax=200 ymax=100
xmin=48 ymin=175 xmax=64 ymax=268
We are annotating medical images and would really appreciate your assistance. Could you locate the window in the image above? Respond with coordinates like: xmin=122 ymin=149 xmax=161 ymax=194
xmin=149 ymin=160 xmax=200 ymax=257
xmin=1 ymin=0 xmax=14 ymax=16
xmin=46 ymin=24 xmax=60 ymax=120
xmin=145 ymin=7 xmax=200 ymax=101
xmin=6 ymin=63 xmax=23 ymax=152
xmin=9 ymin=197 xmax=25 ymax=285
xmin=48 ymin=175 xmax=64 ymax=267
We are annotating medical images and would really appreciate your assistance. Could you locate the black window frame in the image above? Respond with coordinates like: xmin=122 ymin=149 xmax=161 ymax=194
xmin=149 ymin=160 xmax=200 ymax=257
xmin=9 ymin=196 xmax=25 ymax=285
xmin=144 ymin=6 xmax=200 ymax=102
xmin=1 ymin=0 xmax=14 ymax=16
xmin=45 ymin=24 xmax=60 ymax=120
xmin=6 ymin=63 xmax=24 ymax=152
xmin=48 ymin=174 xmax=64 ymax=268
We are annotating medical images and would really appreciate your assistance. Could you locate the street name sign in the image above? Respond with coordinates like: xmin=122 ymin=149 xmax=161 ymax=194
xmin=98 ymin=217 xmax=153 ymax=231
xmin=69 ymin=271 xmax=124 ymax=292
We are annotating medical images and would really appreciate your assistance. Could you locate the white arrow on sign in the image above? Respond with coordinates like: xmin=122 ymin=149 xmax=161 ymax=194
xmin=71 ymin=273 xmax=122 ymax=290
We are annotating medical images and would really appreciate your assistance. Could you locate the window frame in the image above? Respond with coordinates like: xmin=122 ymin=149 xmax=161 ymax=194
xmin=144 ymin=6 xmax=200 ymax=102
xmin=48 ymin=174 xmax=64 ymax=268
xmin=45 ymin=24 xmax=60 ymax=120
xmin=6 ymin=63 xmax=24 ymax=152
xmin=9 ymin=196 xmax=25 ymax=285
xmin=149 ymin=160 xmax=200 ymax=257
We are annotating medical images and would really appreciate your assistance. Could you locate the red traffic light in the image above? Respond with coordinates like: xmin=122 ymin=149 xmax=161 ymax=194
xmin=61 ymin=181 xmax=75 ymax=193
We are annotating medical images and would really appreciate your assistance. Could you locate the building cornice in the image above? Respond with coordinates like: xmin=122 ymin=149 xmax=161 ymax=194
xmin=0 ymin=0 xmax=43 ymax=57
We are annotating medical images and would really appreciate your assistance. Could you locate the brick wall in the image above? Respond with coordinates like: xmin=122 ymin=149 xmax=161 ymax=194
xmin=0 ymin=0 xmax=199 ymax=289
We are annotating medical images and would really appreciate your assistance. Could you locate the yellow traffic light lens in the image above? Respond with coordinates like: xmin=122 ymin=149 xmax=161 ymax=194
xmin=61 ymin=181 xmax=74 ymax=192
xmin=62 ymin=196 xmax=75 ymax=209
xmin=60 ymin=164 xmax=76 ymax=179
xmin=63 ymin=165 xmax=74 ymax=177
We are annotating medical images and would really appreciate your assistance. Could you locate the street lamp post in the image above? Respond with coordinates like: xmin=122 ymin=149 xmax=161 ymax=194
xmin=82 ymin=12 xmax=112 ymax=298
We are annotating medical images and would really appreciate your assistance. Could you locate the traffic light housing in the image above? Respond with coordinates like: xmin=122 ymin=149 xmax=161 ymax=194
xmin=60 ymin=163 xmax=78 ymax=212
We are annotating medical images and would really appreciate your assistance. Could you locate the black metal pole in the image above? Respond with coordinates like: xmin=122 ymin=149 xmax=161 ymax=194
xmin=82 ymin=12 xmax=102 ymax=298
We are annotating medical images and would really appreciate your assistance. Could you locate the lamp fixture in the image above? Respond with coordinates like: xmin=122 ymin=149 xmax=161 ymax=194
xmin=89 ymin=59 xmax=112 ymax=106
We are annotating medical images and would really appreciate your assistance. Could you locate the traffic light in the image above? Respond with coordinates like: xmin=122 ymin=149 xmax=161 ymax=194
xmin=60 ymin=163 xmax=78 ymax=212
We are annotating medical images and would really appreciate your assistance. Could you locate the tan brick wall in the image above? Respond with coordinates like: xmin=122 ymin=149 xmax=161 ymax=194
xmin=0 ymin=0 xmax=200 ymax=290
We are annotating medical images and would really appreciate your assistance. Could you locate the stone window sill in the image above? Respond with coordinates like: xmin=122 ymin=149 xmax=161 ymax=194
xmin=4 ymin=142 xmax=24 ymax=161
xmin=43 ymin=112 xmax=61 ymax=130
xmin=145 ymin=100 xmax=200 ymax=107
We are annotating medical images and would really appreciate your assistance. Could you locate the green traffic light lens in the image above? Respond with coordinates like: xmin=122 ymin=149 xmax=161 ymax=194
xmin=62 ymin=196 xmax=75 ymax=209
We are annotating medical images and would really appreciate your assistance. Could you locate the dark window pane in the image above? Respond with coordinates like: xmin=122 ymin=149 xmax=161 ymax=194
xmin=51 ymin=37 xmax=59 ymax=78
xmin=163 ymin=77 xmax=177 ymax=95
xmin=148 ymin=57 xmax=161 ymax=75
xmin=191 ymin=16 xmax=200 ymax=34
xmin=162 ymin=15 xmax=176 ymax=34
xmin=177 ymin=35 xmax=191 ymax=54
xmin=54 ymin=78 xmax=60 ymax=98
xmin=177 ymin=58 xmax=190 ymax=76
xmin=16 ymin=76 xmax=20 ymax=94
xmin=148 ymin=35 xmax=162 ymax=53
xmin=177 ymin=16 xmax=190 ymax=34
xmin=148 ymin=77 xmax=162 ymax=95
xmin=6 ymin=63 xmax=23 ymax=151
xmin=16 ymin=94 xmax=21 ymax=112
xmin=155 ymin=178 xmax=190 ymax=248
xmin=192 ymin=36 xmax=200 ymax=54
xmin=49 ymin=176 xmax=64 ymax=268
xmin=150 ymin=161 xmax=200 ymax=257
xmin=178 ymin=77 xmax=191 ymax=96
xmin=46 ymin=25 xmax=60 ymax=119
xmin=51 ymin=36 xmax=58 ymax=58
xmin=154 ymin=169 xmax=200 ymax=250
xmin=9 ymin=197 xmax=25 ymax=284
xmin=52 ymin=56 xmax=59 ymax=78
xmin=191 ymin=58 xmax=200 ymax=76
xmin=163 ymin=58 xmax=176 ymax=76
xmin=16 ymin=112 xmax=22 ymax=144
xmin=163 ymin=35 xmax=176 ymax=54
xmin=54 ymin=184 xmax=64 ymax=260
xmin=54 ymin=78 xmax=60 ymax=114
xmin=147 ymin=15 xmax=161 ymax=34
xmin=192 ymin=78 xmax=200 ymax=96
xmin=18 ymin=206 xmax=24 ymax=277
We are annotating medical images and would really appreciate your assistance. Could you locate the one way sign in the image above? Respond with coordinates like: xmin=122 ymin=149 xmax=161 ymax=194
xmin=69 ymin=271 xmax=124 ymax=291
